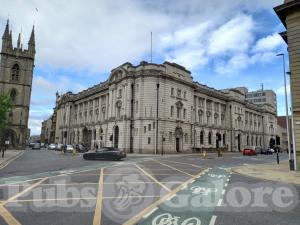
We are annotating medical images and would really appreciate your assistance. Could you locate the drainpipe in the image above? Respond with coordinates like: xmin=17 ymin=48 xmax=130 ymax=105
xmin=155 ymin=83 xmax=160 ymax=155
xmin=230 ymin=105 xmax=233 ymax=151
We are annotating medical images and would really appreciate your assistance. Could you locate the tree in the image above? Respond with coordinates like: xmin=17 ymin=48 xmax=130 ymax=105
xmin=0 ymin=94 xmax=12 ymax=145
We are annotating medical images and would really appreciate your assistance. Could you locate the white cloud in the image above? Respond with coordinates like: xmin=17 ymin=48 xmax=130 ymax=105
xmin=208 ymin=15 xmax=255 ymax=56
xmin=276 ymin=84 xmax=291 ymax=96
xmin=253 ymin=33 xmax=284 ymax=52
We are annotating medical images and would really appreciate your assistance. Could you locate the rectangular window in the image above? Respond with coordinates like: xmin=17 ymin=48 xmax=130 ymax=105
xmin=183 ymin=109 xmax=186 ymax=119
xmin=148 ymin=124 xmax=151 ymax=131
xmin=144 ymin=126 xmax=147 ymax=133
xmin=177 ymin=89 xmax=181 ymax=98
xmin=148 ymin=137 xmax=151 ymax=144
xmin=171 ymin=88 xmax=174 ymax=96
xmin=184 ymin=91 xmax=186 ymax=98
xmin=171 ymin=106 xmax=174 ymax=117
xmin=136 ymin=101 xmax=139 ymax=114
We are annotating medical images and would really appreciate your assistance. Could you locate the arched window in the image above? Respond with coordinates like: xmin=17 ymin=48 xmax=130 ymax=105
xmin=11 ymin=64 xmax=20 ymax=81
xmin=208 ymin=132 xmax=212 ymax=145
xmin=10 ymin=89 xmax=17 ymax=103
xmin=200 ymin=131 xmax=204 ymax=145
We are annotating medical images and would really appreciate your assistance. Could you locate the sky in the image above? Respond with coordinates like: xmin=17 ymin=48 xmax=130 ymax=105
xmin=0 ymin=0 xmax=289 ymax=135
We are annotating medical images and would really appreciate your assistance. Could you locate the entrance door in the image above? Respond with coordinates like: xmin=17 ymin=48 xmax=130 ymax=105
xmin=176 ymin=138 xmax=180 ymax=152
xmin=114 ymin=126 xmax=119 ymax=148
xmin=237 ymin=134 xmax=241 ymax=152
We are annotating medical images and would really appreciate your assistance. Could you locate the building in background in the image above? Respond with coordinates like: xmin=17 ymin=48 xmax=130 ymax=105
xmin=246 ymin=88 xmax=277 ymax=111
xmin=277 ymin=116 xmax=293 ymax=152
xmin=0 ymin=20 xmax=35 ymax=149
xmin=40 ymin=117 xmax=52 ymax=144
xmin=45 ymin=61 xmax=277 ymax=154
xmin=275 ymin=0 xmax=300 ymax=170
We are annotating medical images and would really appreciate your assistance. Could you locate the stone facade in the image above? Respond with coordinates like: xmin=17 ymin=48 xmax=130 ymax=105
xmin=40 ymin=117 xmax=52 ymax=144
xmin=48 ymin=61 xmax=277 ymax=154
xmin=275 ymin=0 xmax=300 ymax=170
xmin=0 ymin=20 xmax=35 ymax=148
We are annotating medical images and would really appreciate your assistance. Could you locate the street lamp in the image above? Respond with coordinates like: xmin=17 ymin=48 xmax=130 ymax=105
xmin=276 ymin=53 xmax=291 ymax=162
xmin=286 ymin=71 xmax=297 ymax=171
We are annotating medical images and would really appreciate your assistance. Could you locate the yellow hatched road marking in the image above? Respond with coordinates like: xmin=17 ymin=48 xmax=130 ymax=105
xmin=154 ymin=160 xmax=193 ymax=177
xmin=160 ymin=159 xmax=203 ymax=168
xmin=0 ymin=177 xmax=47 ymax=225
xmin=0 ymin=205 xmax=21 ymax=225
xmin=93 ymin=168 xmax=104 ymax=225
xmin=3 ymin=177 xmax=48 ymax=205
xmin=135 ymin=164 xmax=171 ymax=192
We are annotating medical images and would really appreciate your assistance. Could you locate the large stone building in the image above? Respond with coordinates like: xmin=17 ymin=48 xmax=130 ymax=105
xmin=44 ymin=61 xmax=277 ymax=154
xmin=0 ymin=20 xmax=35 ymax=148
xmin=275 ymin=0 xmax=300 ymax=170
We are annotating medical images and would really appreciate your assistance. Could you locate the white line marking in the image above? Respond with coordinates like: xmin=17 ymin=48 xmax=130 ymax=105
xmin=181 ymin=185 xmax=187 ymax=190
xmin=217 ymin=198 xmax=223 ymax=206
xmin=166 ymin=194 xmax=176 ymax=201
xmin=209 ymin=215 xmax=217 ymax=225
xmin=142 ymin=207 xmax=158 ymax=218
xmin=222 ymin=190 xmax=225 ymax=195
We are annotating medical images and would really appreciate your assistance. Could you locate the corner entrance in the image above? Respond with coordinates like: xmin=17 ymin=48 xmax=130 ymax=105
xmin=114 ymin=126 xmax=119 ymax=148
xmin=175 ymin=127 xmax=183 ymax=153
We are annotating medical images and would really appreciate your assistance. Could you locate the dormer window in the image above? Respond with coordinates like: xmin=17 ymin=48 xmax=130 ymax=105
xmin=11 ymin=64 xmax=20 ymax=81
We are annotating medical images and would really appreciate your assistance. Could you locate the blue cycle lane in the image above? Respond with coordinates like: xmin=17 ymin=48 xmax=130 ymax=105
xmin=137 ymin=167 xmax=231 ymax=225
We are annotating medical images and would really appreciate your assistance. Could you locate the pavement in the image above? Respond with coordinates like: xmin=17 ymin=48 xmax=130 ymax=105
xmin=0 ymin=149 xmax=298 ymax=225
xmin=0 ymin=150 xmax=24 ymax=170
xmin=233 ymin=160 xmax=300 ymax=185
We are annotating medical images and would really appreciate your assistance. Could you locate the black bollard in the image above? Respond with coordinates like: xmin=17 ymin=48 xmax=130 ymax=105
xmin=276 ymin=151 xmax=279 ymax=164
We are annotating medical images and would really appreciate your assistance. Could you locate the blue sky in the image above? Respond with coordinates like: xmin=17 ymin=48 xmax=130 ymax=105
xmin=0 ymin=0 xmax=289 ymax=135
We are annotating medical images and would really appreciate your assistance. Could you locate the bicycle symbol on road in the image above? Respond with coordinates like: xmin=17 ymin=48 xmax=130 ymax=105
xmin=152 ymin=213 xmax=201 ymax=225
xmin=208 ymin=174 xmax=227 ymax=179
xmin=190 ymin=186 xmax=218 ymax=195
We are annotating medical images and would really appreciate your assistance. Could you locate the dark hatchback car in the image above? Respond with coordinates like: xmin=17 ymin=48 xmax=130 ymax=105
xmin=76 ymin=144 xmax=88 ymax=153
xmin=83 ymin=147 xmax=126 ymax=160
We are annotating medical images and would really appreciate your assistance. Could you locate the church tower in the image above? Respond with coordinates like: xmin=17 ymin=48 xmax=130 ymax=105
xmin=0 ymin=20 xmax=35 ymax=148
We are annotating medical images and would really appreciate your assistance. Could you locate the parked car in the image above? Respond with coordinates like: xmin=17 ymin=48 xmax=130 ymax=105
xmin=66 ymin=145 xmax=74 ymax=153
xmin=32 ymin=143 xmax=41 ymax=150
xmin=243 ymin=146 xmax=257 ymax=156
xmin=83 ymin=147 xmax=126 ymax=160
xmin=255 ymin=146 xmax=262 ymax=154
xmin=76 ymin=144 xmax=88 ymax=153
xmin=261 ymin=148 xmax=273 ymax=155
xmin=48 ymin=144 xmax=57 ymax=150
xmin=29 ymin=143 xmax=35 ymax=148
xmin=56 ymin=144 xmax=63 ymax=151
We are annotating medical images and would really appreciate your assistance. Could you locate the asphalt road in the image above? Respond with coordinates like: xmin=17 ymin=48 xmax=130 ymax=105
xmin=0 ymin=149 xmax=298 ymax=225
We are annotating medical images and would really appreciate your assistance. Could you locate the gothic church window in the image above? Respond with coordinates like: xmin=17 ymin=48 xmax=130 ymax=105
xmin=11 ymin=64 xmax=20 ymax=81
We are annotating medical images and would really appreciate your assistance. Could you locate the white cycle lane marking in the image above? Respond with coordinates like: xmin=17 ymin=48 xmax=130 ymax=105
xmin=137 ymin=167 xmax=231 ymax=225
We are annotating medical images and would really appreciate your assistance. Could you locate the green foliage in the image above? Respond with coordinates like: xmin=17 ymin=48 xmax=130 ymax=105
xmin=0 ymin=94 xmax=12 ymax=141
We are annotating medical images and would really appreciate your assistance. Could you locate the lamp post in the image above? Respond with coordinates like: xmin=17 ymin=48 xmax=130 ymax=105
xmin=277 ymin=53 xmax=291 ymax=163
xmin=286 ymin=72 xmax=297 ymax=171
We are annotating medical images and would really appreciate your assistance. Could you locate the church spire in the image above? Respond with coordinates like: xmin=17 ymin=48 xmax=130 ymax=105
xmin=2 ymin=19 xmax=9 ymax=39
xmin=17 ymin=32 xmax=21 ymax=49
xmin=28 ymin=25 xmax=35 ymax=56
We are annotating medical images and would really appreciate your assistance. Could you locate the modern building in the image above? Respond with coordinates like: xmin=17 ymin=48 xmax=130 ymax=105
xmin=0 ymin=20 xmax=35 ymax=148
xmin=275 ymin=0 xmax=300 ymax=170
xmin=246 ymin=89 xmax=277 ymax=111
xmin=46 ymin=61 xmax=277 ymax=154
